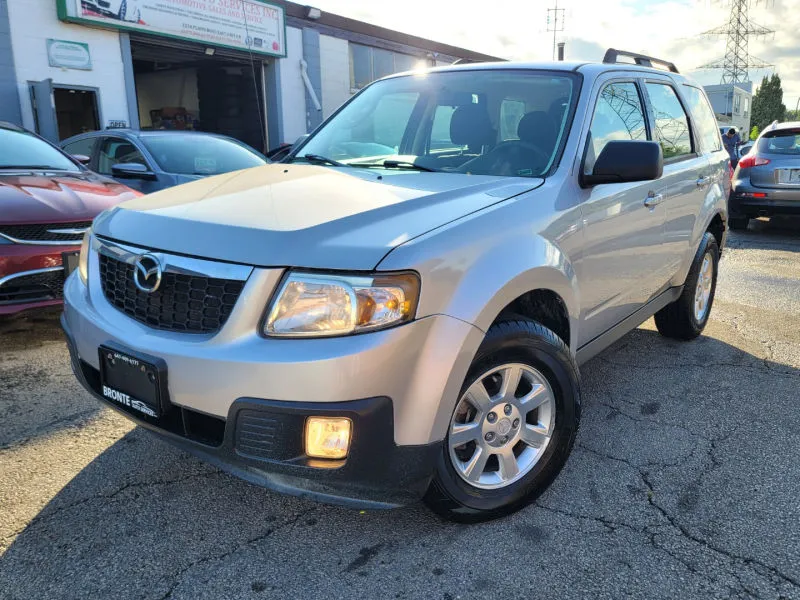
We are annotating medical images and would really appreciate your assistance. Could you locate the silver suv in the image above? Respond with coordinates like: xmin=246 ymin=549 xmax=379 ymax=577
xmin=62 ymin=49 xmax=730 ymax=522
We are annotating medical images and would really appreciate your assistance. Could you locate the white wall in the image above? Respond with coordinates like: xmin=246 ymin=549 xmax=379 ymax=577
xmin=7 ymin=0 xmax=129 ymax=136
xmin=277 ymin=26 xmax=306 ymax=145
xmin=136 ymin=68 xmax=199 ymax=127
xmin=319 ymin=34 xmax=351 ymax=119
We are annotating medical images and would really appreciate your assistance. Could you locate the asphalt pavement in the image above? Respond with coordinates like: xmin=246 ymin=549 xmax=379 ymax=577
xmin=1 ymin=218 xmax=799 ymax=600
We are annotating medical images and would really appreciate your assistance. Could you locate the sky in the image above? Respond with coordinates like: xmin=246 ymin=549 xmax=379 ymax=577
xmin=308 ymin=0 xmax=800 ymax=109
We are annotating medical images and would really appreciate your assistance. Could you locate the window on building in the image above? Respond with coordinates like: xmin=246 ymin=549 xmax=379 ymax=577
xmin=682 ymin=85 xmax=722 ymax=153
xmin=97 ymin=138 xmax=148 ymax=175
xmin=743 ymin=96 xmax=750 ymax=117
xmin=349 ymin=44 xmax=426 ymax=90
xmin=645 ymin=83 xmax=693 ymax=159
xmin=584 ymin=82 xmax=646 ymax=175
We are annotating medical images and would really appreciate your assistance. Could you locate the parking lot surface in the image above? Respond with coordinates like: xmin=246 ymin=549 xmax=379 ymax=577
xmin=1 ymin=219 xmax=799 ymax=600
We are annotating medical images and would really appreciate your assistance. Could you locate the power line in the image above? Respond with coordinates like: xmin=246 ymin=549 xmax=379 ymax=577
xmin=547 ymin=1 xmax=565 ymax=61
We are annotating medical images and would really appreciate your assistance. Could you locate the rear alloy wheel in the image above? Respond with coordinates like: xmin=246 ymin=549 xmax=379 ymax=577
xmin=655 ymin=231 xmax=720 ymax=340
xmin=424 ymin=319 xmax=580 ymax=522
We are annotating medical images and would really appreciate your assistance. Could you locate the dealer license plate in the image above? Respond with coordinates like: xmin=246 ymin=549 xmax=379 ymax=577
xmin=777 ymin=168 xmax=800 ymax=184
xmin=98 ymin=346 xmax=163 ymax=418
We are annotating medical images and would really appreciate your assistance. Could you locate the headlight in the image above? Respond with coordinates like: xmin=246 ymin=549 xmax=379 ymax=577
xmin=78 ymin=231 xmax=91 ymax=284
xmin=264 ymin=271 xmax=420 ymax=337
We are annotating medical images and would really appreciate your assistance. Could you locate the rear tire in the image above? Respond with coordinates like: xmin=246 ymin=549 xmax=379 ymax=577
xmin=728 ymin=216 xmax=749 ymax=231
xmin=423 ymin=319 xmax=580 ymax=523
xmin=655 ymin=232 xmax=719 ymax=340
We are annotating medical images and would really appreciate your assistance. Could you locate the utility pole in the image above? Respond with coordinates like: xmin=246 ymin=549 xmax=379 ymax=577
xmin=547 ymin=1 xmax=565 ymax=61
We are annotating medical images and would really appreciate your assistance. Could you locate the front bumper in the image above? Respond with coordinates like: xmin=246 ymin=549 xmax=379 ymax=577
xmin=62 ymin=312 xmax=440 ymax=508
xmin=729 ymin=180 xmax=800 ymax=217
xmin=0 ymin=243 xmax=75 ymax=316
xmin=62 ymin=247 xmax=484 ymax=507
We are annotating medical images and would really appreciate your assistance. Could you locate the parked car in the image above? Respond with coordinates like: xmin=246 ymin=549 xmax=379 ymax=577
xmin=738 ymin=140 xmax=754 ymax=158
xmin=62 ymin=50 xmax=729 ymax=522
xmin=0 ymin=122 xmax=139 ymax=317
xmin=60 ymin=130 xmax=268 ymax=194
xmin=729 ymin=121 xmax=800 ymax=230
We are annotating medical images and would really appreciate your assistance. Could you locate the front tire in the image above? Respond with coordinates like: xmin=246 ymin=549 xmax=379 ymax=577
xmin=423 ymin=319 xmax=580 ymax=523
xmin=655 ymin=231 xmax=720 ymax=340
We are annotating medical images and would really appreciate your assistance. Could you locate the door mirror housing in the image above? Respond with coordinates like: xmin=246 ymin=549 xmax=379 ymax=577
xmin=111 ymin=162 xmax=157 ymax=180
xmin=71 ymin=154 xmax=91 ymax=165
xmin=582 ymin=140 xmax=663 ymax=187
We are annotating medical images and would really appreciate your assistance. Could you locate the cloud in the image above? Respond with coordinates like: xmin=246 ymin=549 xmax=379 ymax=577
xmin=309 ymin=0 xmax=800 ymax=101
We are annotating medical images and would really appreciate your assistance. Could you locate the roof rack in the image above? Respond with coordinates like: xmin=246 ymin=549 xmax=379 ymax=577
xmin=602 ymin=48 xmax=679 ymax=73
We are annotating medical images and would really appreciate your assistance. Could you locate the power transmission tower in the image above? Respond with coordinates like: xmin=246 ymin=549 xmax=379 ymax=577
xmin=699 ymin=0 xmax=774 ymax=83
xmin=547 ymin=1 xmax=565 ymax=61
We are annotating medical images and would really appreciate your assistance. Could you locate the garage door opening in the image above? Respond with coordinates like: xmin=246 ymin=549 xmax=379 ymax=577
xmin=131 ymin=37 xmax=268 ymax=153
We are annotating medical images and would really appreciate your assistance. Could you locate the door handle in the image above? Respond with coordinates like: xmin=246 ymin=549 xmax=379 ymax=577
xmin=644 ymin=192 xmax=664 ymax=208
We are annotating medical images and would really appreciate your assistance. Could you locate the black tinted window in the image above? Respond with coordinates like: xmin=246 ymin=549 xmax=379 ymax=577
xmin=585 ymin=82 xmax=646 ymax=175
xmin=645 ymin=83 xmax=692 ymax=159
xmin=0 ymin=129 xmax=79 ymax=171
xmin=758 ymin=131 xmax=800 ymax=155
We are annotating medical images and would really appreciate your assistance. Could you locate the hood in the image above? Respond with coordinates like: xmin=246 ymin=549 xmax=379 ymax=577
xmin=95 ymin=165 xmax=543 ymax=269
xmin=0 ymin=172 xmax=140 ymax=224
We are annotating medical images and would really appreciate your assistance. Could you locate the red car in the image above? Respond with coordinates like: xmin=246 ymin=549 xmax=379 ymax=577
xmin=0 ymin=122 xmax=139 ymax=317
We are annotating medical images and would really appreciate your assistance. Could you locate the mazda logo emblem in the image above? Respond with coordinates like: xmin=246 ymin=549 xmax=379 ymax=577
xmin=133 ymin=254 xmax=163 ymax=293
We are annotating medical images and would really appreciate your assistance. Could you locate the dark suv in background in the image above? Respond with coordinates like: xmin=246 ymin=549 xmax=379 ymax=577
xmin=729 ymin=121 xmax=800 ymax=230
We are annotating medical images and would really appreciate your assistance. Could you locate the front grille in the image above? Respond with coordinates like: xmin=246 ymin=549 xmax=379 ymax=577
xmin=98 ymin=253 xmax=244 ymax=333
xmin=0 ymin=221 xmax=92 ymax=243
xmin=235 ymin=410 xmax=304 ymax=461
xmin=0 ymin=269 xmax=64 ymax=305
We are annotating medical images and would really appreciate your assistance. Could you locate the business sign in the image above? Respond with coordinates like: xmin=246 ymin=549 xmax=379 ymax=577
xmin=47 ymin=39 xmax=92 ymax=70
xmin=57 ymin=0 xmax=286 ymax=57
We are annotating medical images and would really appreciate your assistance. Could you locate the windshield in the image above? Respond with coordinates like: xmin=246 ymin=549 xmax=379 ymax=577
xmin=140 ymin=134 xmax=267 ymax=175
xmin=0 ymin=128 xmax=80 ymax=171
xmin=294 ymin=69 xmax=578 ymax=178
xmin=758 ymin=130 xmax=800 ymax=155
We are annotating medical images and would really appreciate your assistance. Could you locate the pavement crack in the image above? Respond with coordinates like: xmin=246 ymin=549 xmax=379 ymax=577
xmin=155 ymin=507 xmax=317 ymax=599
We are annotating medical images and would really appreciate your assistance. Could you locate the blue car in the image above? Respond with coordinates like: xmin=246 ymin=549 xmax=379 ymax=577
xmin=60 ymin=130 xmax=268 ymax=194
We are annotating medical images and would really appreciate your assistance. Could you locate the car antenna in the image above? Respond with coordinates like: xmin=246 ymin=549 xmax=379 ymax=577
xmin=240 ymin=0 xmax=268 ymax=154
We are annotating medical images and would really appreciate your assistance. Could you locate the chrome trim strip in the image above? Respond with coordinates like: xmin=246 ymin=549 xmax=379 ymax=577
xmin=47 ymin=227 xmax=90 ymax=235
xmin=0 ymin=232 xmax=84 ymax=246
xmin=93 ymin=237 xmax=253 ymax=282
xmin=0 ymin=266 xmax=64 ymax=288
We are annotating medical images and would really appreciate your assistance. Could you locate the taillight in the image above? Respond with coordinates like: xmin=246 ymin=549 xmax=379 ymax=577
xmin=738 ymin=155 xmax=770 ymax=169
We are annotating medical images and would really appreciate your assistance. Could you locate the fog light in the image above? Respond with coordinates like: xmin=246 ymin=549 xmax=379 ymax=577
xmin=305 ymin=417 xmax=352 ymax=459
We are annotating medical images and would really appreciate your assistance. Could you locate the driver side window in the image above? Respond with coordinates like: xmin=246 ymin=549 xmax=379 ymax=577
xmin=97 ymin=137 xmax=147 ymax=175
xmin=584 ymin=82 xmax=647 ymax=175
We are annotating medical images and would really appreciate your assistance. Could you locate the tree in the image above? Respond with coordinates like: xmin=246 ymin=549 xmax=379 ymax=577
xmin=750 ymin=125 xmax=760 ymax=140
xmin=750 ymin=74 xmax=786 ymax=131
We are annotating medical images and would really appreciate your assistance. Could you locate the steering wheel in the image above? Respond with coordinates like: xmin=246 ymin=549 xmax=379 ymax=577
xmin=459 ymin=141 xmax=550 ymax=176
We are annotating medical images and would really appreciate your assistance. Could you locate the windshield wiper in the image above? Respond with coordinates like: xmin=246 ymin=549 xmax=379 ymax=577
xmin=290 ymin=154 xmax=347 ymax=167
xmin=353 ymin=160 xmax=438 ymax=172
xmin=0 ymin=165 xmax=61 ymax=170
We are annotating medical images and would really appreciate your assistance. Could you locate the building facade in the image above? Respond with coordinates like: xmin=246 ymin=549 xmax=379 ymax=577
xmin=0 ymin=0 xmax=499 ymax=151
xmin=704 ymin=82 xmax=753 ymax=139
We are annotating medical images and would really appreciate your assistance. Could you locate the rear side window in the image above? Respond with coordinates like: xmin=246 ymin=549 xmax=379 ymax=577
xmin=584 ymin=81 xmax=647 ymax=175
xmin=757 ymin=131 xmax=800 ymax=155
xmin=682 ymin=86 xmax=722 ymax=153
xmin=645 ymin=83 xmax=692 ymax=159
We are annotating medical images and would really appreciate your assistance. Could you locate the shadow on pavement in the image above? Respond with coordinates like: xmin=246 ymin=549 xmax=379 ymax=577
xmin=2 ymin=326 xmax=799 ymax=599
xmin=728 ymin=216 xmax=800 ymax=251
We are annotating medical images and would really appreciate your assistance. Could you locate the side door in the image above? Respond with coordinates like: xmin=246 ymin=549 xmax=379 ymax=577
xmin=96 ymin=136 xmax=160 ymax=194
xmin=30 ymin=79 xmax=59 ymax=143
xmin=575 ymin=77 xmax=670 ymax=345
xmin=641 ymin=79 xmax=710 ymax=279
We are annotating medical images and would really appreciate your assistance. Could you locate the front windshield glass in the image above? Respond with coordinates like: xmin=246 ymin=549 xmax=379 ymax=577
xmin=0 ymin=128 xmax=80 ymax=171
xmin=295 ymin=69 xmax=578 ymax=177
xmin=141 ymin=134 xmax=267 ymax=175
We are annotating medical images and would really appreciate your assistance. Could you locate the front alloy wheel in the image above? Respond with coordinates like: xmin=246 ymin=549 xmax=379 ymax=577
xmin=449 ymin=364 xmax=555 ymax=489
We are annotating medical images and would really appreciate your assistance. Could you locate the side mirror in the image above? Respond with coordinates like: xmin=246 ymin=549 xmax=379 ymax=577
xmin=72 ymin=154 xmax=91 ymax=165
xmin=111 ymin=162 xmax=157 ymax=181
xmin=582 ymin=140 xmax=663 ymax=187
